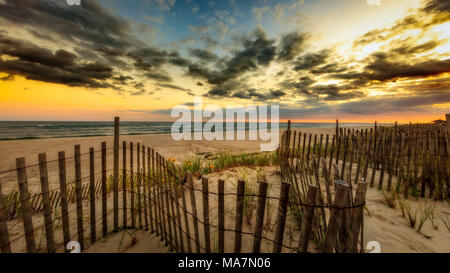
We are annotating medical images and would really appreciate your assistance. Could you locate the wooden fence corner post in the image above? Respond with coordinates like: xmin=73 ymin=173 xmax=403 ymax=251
xmin=322 ymin=180 xmax=349 ymax=253
xmin=350 ymin=182 xmax=368 ymax=252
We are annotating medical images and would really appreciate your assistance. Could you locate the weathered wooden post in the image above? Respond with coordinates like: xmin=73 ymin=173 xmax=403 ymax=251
xmin=130 ymin=142 xmax=135 ymax=229
xmin=180 ymin=180 xmax=192 ymax=252
xmin=336 ymin=119 xmax=339 ymax=139
xmin=16 ymin=157 xmax=36 ymax=253
xmin=101 ymin=141 xmax=107 ymax=236
xmin=114 ymin=117 xmax=119 ymax=232
xmin=218 ymin=179 xmax=225 ymax=253
xmin=187 ymin=172 xmax=201 ymax=252
xmin=58 ymin=151 xmax=71 ymax=251
xmin=322 ymin=180 xmax=349 ymax=253
xmin=201 ymin=176 xmax=211 ymax=253
xmin=142 ymin=145 xmax=149 ymax=231
xmin=74 ymin=145 xmax=84 ymax=250
xmin=38 ymin=153 xmax=55 ymax=253
xmin=273 ymin=181 xmax=290 ymax=253
xmin=0 ymin=175 xmax=11 ymax=253
xmin=89 ymin=147 xmax=96 ymax=244
xmin=122 ymin=141 xmax=127 ymax=228
xmin=151 ymin=148 xmax=159 ymax=236
xmin=252 ymin=180 xmax=268 ymax=253
xmin=298 ymin=185 xmax=318 ymax=253
xmin=350 ymin=182 xmax=368 ymax=252
xmin=147 ymin=147 xmax=153 ymax=233
xmin=137 ymin=143 xmax=142 ymax=229
xmin=234 ymin=180 xmax=245 ymax=253
xmin=446 ymin=114 xmax=450 ymax=134
xmin=157 ymin=154 xmax=168 ymax=244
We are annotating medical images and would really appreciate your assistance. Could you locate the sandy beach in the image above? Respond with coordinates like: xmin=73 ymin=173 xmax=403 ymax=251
xmin=0 ymin=126 xmax=371 ymax=191
xmin=1 ymin=125 xmax=449 ymax=254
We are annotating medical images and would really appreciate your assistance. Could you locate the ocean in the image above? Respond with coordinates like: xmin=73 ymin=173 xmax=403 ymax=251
xmin=0 ymin=121 xmax=375 ymax=141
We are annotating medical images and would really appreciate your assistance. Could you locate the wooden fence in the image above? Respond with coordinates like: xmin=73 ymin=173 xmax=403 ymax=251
xmin=0 ymin=117 xmax=368 ymax=253
xmin=282 ymin=120 xmax=449 ymax=201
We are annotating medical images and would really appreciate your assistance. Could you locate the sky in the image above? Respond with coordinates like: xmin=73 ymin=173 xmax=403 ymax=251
xmin=0 ymin=0 xmax=449 ymax=122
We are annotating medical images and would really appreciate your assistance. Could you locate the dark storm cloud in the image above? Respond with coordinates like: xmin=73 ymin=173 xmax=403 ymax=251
xmin=0 ymin=33 xmax=116 ymax=88
xmin=362 ymin=52 xmax=450 ymax=82
xmin=391 ymin=40 xmax=444 ymax=55
xmin=421 ymin=0 xmax=450 ymax=13
xmin=230 ymin=89 xmax=287 ymax=101
xmin=207 ymin=80 xmax=243 ymax=97
xmin=155 ymin=83 xmax=195 ymax=96
xmin=0 ymin=34 xmax=76 ymax=67
xmin=309 ymin=85 xmax=365 ymax=101
xmin=186 ymin=27 xmax=278 ymax=98
xmin=311 ymin=62 xmax=347 ymax=74
xmin=128 ymin=47 xmax=190 ymax=71
xmin=292 ymin=50 xmax=330 ymax=71
xmin=0 ymin=0 xmax=132 ymax=52
xmin=324 ymin=38 xmax=449 ymax=88
xmin=0 ymin=0 xmax=192 ymax=94
xmin=277 ymin=90 xmax=450 ymax=118
xmin=279 ymin=76 xmax=315 ymax=93
xmin=0 ymin=58 xmax=114 ymax=88
xmin=187 ymin=26 xmax=276 ymax=86
xmin=337 ymin=92 xmax=450 ymax=114
xmin=145 ymin=71 xmax=172 ymax=82
xmin=189 ymin=48 xmax=219 ymax=61
xmin=113 ymin=75 xmax=133 ymax=84
xmin=277 ymin=32 xmax=308 ymax=61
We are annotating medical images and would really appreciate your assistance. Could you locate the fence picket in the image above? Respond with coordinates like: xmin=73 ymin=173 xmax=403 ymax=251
xmin=252 ymin=181 xmax=268 ymax=253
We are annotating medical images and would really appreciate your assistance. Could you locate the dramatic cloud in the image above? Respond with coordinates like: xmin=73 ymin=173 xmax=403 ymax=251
xmin=354 ymin=0 xmax=450 ymax=47
xmin=277 ymin=32 xmax=308 ymax=61
xmin=186 ymin=26 xmax=278 ymax=98
xmin=421 ymin=0 xmax=450 ymax=14
xmin=155 ymin=83 xmax=195 ymax=96
xmin=362 ymin=53 xmax=450 ymax=82
xmin=0 ymin=0 xmax=448 ymax=118
xmin=189 ymin=48 xmax=219 ymax=61
xmin=292 ymin=50 xmax=330 ymax=71
xmin=0 ymin=33 xmax=115 ymax=88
